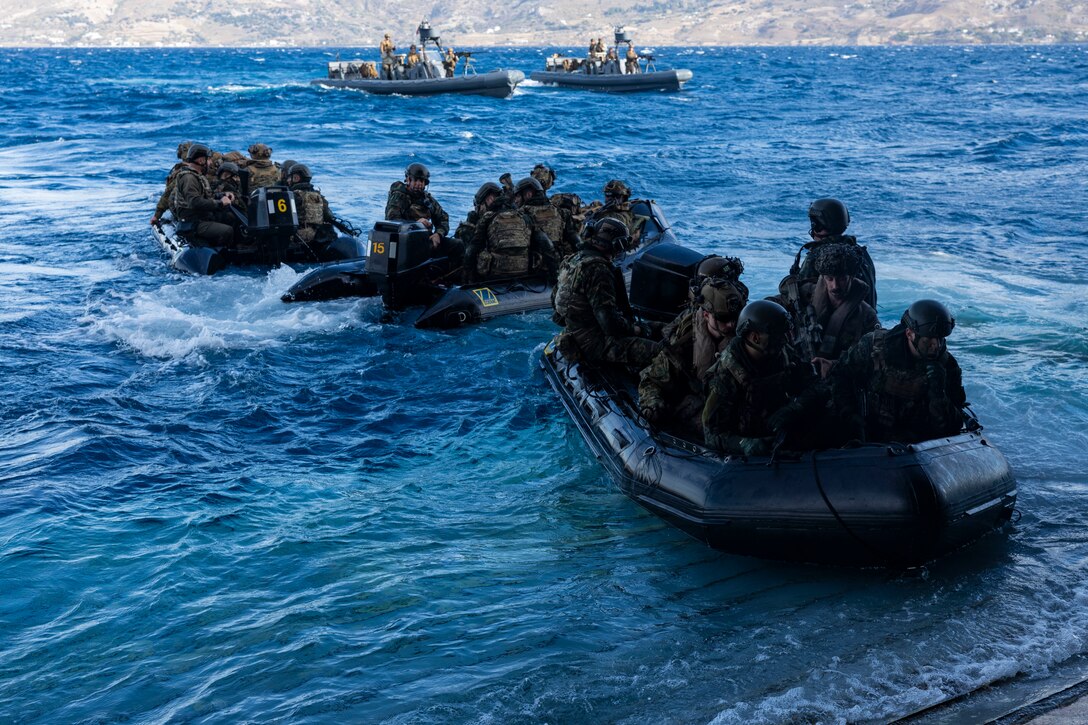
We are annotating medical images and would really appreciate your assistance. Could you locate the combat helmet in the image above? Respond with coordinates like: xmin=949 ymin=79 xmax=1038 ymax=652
xmin=812 ymin=243 xmax=861 ymax=277
xmin=185 ymin=143 xmax=211 ymax=162
xmin=217 ymin=161 xmax=241 ymax=178
xmin=808 ymin=198 xmax=850 ymax=237
xmin=176 ymin=141 xmax=193 ymax=160
xmin=531 ymin=164 xmax=556 ymax=190
xmin=603 ymin=179 xmax=631 ymax=200
xmin=699 ymin=278 xmax=748 ymax=323
xmin=901 ymin=299 xmax=955 ymax=338
xmin=474 ymin=181 xmax=502 ymax=206
xmin=514 ymin=176 xmax=544 ymax=197
xmin=405 ymin=162 xmax=430 ymax=184
xmin=583 ymin=216 xmax=631 ymax=256
xmin=248 ymin=143 xmax=273 ymax=160
xmin=289 ymin=163 xmax=312 ymax=183
xmin=280 ymin=159 xmax=298 ymax=181
xmin=736 ymin=300 xmax=793 ymax=339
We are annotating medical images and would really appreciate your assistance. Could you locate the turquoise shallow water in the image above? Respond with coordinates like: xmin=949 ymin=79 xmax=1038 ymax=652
xmin=0 ymin=45 xmax=1086 ymax=723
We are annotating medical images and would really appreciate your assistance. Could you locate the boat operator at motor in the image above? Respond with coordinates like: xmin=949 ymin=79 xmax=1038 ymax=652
xmin=385 ymin=163 xmax=463 ymax=264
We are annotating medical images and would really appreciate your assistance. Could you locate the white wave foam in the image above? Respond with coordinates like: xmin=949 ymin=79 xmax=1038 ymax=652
xmin=83 ymin=265 xmax=378 ymax=360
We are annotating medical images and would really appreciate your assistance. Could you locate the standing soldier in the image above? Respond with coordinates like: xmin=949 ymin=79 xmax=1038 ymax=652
xmin=380 ymin=33 xmax=396 ymax=79
xmin=385 ymin=163 xmax=460 ymax=262
xmin=830 ymin=300 xmax=965 ymax=444
xmin=463 ymin=180 xmax=558 ymax=285
xmin=170 ymin=143 xmax=236 ymax=247
xmin=701 ymin=300 xmax=821 ymax=457
xmin=246 ymin=143 xmax=280 ymax=189
xmin=513 ymin=176 xmax=580 ymax=260
xmin=405 ymin=44 xmax=421 ymax=67
xmin=551 ymin=217 xmax=661 ymax=370
xmin=625 ymin=42 xmax=640 ymax=73
xmin=443 ymin=47 xmax=458 ymax=78
xmin=639 ymin=264 xmax=749 ymax=435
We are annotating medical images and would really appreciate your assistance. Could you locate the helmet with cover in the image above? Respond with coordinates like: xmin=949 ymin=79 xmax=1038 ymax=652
xmin=289 ymin=163 xmax=312 ymax=183
xmin=474 ymin=181 xmax=502 ymax=207
xmin=583 ymin=216 xmax=631 ymax=256
xmin=514 ymin=176 xmax=544 ymax=197
xmin=603 ymin=179 xmax=631 ymax=200
xmin=217 ymin=161 xmax=240 ymax=179
xmin=808 ymin=198 xmax=850 ymax=236
xmin=530 ymin=164 xmax=556 ymax=190
xmin=248 ymin=143 xmax=273 ymax=160
xmin=186 ymin=143 xmax=211 ymax=162
xmin=176 ymin=141 xmax=193 ymax=160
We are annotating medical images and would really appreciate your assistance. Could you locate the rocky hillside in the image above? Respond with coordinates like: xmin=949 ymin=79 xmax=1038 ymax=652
xmin=1 ymin=0 xmax=1085 ymax=46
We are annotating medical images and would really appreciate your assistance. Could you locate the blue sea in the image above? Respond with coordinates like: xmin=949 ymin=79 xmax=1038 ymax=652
xmin=1 ymin=44 xmax=1086 ymax=723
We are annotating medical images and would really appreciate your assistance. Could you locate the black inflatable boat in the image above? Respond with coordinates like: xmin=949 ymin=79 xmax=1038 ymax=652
xmin=539 ymin=242 xmax=1018 ymax=567
xmin=153 ymin=186 xmax=366 ymax=275
xmin=282 ymin=199 xmax=679 ymax=330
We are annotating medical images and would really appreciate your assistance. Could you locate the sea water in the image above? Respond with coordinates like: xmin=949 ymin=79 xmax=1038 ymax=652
xmin=0 ymin=45 xmax=1086 ymax=723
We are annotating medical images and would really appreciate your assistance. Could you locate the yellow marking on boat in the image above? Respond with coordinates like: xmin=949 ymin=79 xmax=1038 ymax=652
xmin=472 ymin=288 xmax=499 ymax=307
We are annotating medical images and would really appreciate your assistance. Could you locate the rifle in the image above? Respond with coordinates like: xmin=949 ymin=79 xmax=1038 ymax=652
xmin=332 ymin=215 xmax=361 ymax=237
xmin=781 ymin=273 xmax=823 ymax=362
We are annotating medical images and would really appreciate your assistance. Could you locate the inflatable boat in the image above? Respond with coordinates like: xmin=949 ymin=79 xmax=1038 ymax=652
xmin=281 ymin=199 xmax=679 ymax=330
xmin=539 ymin=241 xmax=1018 ymax=567
xmin=529 ymin=68 xmax=692 ymax=93
xmin=313 ymin=69 xmax=524 ymax=98
xmin=152 ymin=186 xmax=366 ymax=275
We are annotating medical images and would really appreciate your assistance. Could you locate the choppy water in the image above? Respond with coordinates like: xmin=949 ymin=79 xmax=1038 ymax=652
xmin=1 ymin=45 xmax=1086 ymax=723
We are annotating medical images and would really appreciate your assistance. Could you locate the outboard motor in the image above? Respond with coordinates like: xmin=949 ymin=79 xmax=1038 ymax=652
xmin=366 ymin=220 xmax=439 ymax=310
xmin=614 ymin=26 xmax=632 ymax=45
xmin=244 ymin=185 xmax=299 ymax=263
xmin=629 ymin=243 xmax=705 ymax=322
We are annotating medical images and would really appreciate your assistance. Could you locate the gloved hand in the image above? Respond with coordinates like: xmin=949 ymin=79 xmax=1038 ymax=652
xmin=767 ymin=403 xmax=803 ymax=435
xmin=640 ymin=406 xmax=661 ymax=425
xmin=739 ymin=436 xmax=772 ymax=457
xmin=925 ymin=363 xmax=947 ymax=395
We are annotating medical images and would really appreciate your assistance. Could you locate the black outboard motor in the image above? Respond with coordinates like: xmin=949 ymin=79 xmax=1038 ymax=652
xmin=366 ymin=220 xmax=440 ymax=310
xmin=614 ymin=27 xmax=632 ymax=45
xmin=245 ymin=186 xmax=299 ymax=263
xmin=629 ymin=243 xmax=705 ymax=323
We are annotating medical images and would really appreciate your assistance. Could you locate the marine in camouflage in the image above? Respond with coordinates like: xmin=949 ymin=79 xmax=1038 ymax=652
xmin=384 ymin=181 xmax=450 ymax=237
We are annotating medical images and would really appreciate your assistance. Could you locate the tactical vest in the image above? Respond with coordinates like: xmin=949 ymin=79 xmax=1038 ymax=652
xmin=294 ymin=189 xmax=326 ymax=226
xmin=171 ymin=166 xmax=211 ymax=221
xmin=248 ymin=161 xmax=280 ymax=189
xmin=866 ymin=330 xmax=929 ymax=433
xmin=553 ymin=251 xmax=611 ymax=328
xmin=523 ymin=203 xmax=563 ymax=248
xmin=720 ymin=347 xmax=790 ymax=438
xmin=407 ymin=194 xmax=437 ymax=223
xmin=477 ymin=209 xmax=532 ymax=277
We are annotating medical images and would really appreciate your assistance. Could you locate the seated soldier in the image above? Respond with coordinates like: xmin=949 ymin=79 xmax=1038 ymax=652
xmin=213 ymin=161 xmax=248 ymax=214
xmin=830 ymin=299 xmax=966 ymax=444
xmin=406 ymin=45 xmax=421 ymax=66
xmin=455 ymin=181 xmax=502 ymax=249
xmin=152 ymin=141 xmax=192 ymax=226
xmin=639 ymin=266 xmax=749 ymax=436
xmin=246 ymin=143 xmax=280 ymax=189
xmin=288 ymin=164 xmax=338 ymax=248
xmin=170 ymin=143 xmax=236 ymax=247
xmin=792 ymin=198 xmax=877 ymax=308
xmin=463 ymin=181 xmax=557 ymax=285
xmin=513 ymin=176 xmax=580 ymax=261
xmin=385 ymin=163 xmax=461 ymax=263
xmin=584 ymin=180 xmax=647 ymax=247
xmin=552 ymin=218 xmax=661 ymax=371
xmin=773 ymin=243 xmax=880 ymax=378
xmin=702 ymin=300 xmax=822 ymax=457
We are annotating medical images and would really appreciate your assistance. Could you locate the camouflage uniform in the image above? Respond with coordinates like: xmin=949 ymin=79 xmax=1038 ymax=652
xmin=551 ymin=243 xmax=660 ymax=369
xmin=702 ymin=337 xmax=820 ymax=455
xmin=585 ymin=200 xmax=647 ymax=246
xmin=171 ymin=165 xmax=233 ymax=247
xmin=385 ymin=181 xmax=449 ymax=236
xmin=247 ymin=144 xmax=280 ymax=189
xmin=794 ymin=234 xmax=877 ymax=308
xmin=830 ymin=325 xmax=966 ymax=444
xmin=154 ymin=161 xmax=187 ymax=220
xmin=464 ymin=197 xmax=558 ymax=284
xmin=519 ymin=192 xmax=580 ymax=260
xmin=213 ymin=178 xmax=247 ymax=214
xmin=454 ymin=208 xmax=480 ymax=248
xmin=290 ymin=181 xmax=337 ymax=246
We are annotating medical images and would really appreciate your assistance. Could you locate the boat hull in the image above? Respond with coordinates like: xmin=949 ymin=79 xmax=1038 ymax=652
xmin=540 ymin=343 xmax=1017 ymax=567
xmin=529 ymin=69 xmax=692 ymax=92
xmin=312 ymin=70 xmax=525 ymax=98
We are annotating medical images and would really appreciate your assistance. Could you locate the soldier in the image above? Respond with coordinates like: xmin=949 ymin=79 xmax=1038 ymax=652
xmin=443 ymin=47 xmax=458 ymax=78
xmin=406 ymin=45 xmax=421 ymax=67
xmin=639 ymin=267 xmax=749 ymax=435
xmin=287 ymin=164 xmax=338 ymax=248
xmin=170 ymin=143 xmax=236 ymax=247
xmin=530 ymin=163 xmax=556 ymax=193
xmin=464 ymin=179 xmax=558 ymax=285
xmin=279 ymin=159 xmax=298 ymax=186
xmin=246 ymin=143 xmax=280 ymax=189
xmin=773 ymin=243 xmax=880 ymax=378
xmin=702 ymin=300 xmax=821 ymax=457
xmin=625 ymin=42 xmax=639 ymax=74
xmin=584 ymin=179 xmax=647 ymax=247
xmin=513 ymin=176 xmax=580 ymax=260
xmin=385 ymin=163 xmax=459 ymax=262
xmin=551 ymin=217 xmax=661 ymax=370
xmin=792 ymin=198 xmax=877 ymax=308
xmin=455 ymin=181 xmax=501 ymax=249
xmin=830 ymin=300 xmax=966 ymax=445
xmin=213 ymin=161 xmax=247 ymax=214
xmin=152 ymin=141 xmax=192 ymax=226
